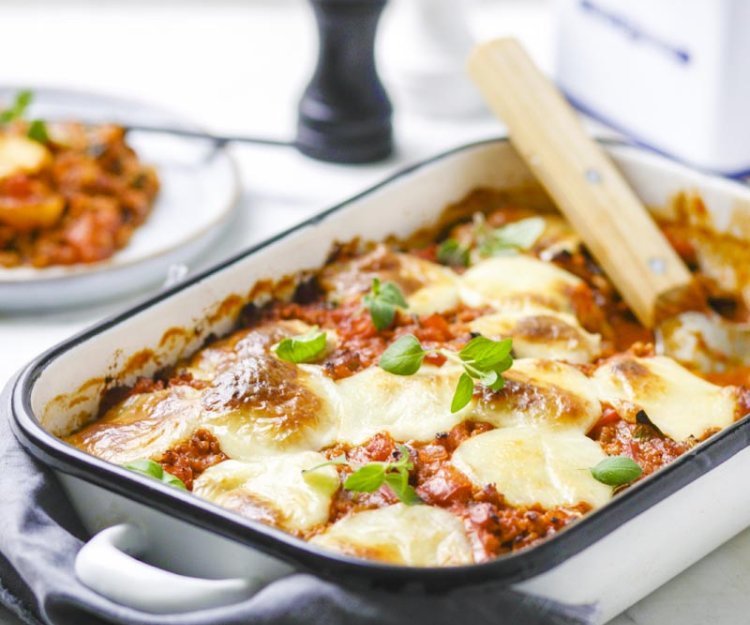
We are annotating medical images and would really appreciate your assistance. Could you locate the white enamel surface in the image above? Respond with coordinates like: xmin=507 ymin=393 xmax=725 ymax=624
xmin=59 ymin=473 xmax=293 ymax=582
xmin=24 ymin=139 xmax=750 ymax=619
xmin=75 ymin=524 xmax=257 ymax=613
xmin=516 ymin=445 xmax=750 ymax=624
xmin=0 ymin=87 xmax=239 ymax=311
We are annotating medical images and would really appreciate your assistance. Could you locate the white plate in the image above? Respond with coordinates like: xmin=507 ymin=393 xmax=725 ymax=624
xmin=0 ymin=86 xmax=240 ymax=311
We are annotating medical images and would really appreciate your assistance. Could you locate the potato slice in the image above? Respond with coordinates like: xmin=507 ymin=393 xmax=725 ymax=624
xmin=0 ymin=193 xmax=65 ymax=230
xmin=0 ymin=135 xmax=51 ymax=179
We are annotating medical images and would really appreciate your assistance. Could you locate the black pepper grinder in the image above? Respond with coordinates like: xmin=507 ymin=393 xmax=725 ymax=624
xmin=296 ymin=0 xmax=393 ymax=164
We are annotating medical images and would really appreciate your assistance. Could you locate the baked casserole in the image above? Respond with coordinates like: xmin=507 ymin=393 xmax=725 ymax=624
xmin=64 ymin=188 xmax=750 ymax=566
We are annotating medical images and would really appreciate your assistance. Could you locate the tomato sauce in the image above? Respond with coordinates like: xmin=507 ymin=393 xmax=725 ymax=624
xmin=159 ymin=429 xmax=227 ymax=490
xmin=90 ymin=194 xmax=750 ymax=561
xmin=315 ymin=423 xmax=589 ymax=560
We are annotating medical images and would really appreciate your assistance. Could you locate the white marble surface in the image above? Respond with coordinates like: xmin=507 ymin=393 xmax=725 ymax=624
xmin=0 ymin=1 xmax=748 ymax=624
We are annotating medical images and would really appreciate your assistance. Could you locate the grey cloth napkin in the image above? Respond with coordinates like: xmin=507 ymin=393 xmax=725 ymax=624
xmin=0 ymin=377 xmax=596 ymax=625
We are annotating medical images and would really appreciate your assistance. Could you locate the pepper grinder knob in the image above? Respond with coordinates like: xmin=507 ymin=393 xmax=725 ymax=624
xmin=296 ymin=0 xmax=393 ymax=164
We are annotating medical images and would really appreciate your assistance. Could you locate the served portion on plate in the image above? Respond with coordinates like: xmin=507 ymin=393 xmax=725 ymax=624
xmin=0 ymin=87 xmax=238 ymax=310
xmin=63 ymin=187 xmax=750 ymax=566
xmin=0 ymin=91 xmax=159 ymax=268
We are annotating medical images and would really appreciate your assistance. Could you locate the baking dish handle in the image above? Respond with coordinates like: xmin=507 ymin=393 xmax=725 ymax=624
xmin=75 ymin=523 xmax=257 ymax=613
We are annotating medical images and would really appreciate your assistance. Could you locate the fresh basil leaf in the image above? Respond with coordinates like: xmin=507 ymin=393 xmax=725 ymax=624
xmin=368 ymin=298 xmax=396 ymax=331
xmin=480 ymin=369 xmax=498 ymax=388
xmin=123 ymin=459 xmax=186 ymax=490
xmin=379 ymin=334 xmax=426 ymax=375
xmin=378 ymin=280 xmax=408 ymax=308
xmin=344 ymin=445 xmax=420 ymax=503
xmin=384 ymin=471 xmax=421 ymax=505
xmin=0 ymin=90 xmax=33 ymax=123
xmin=479 ymin=217 xmax=545 ymax=257
xmin=274 ymin=328 xmax=327 ymax=364
xmin=590 ymin=456 xmax=643 ymax=486
xmin=161 ymin=472 xmax=188 ymax=490
xmin=344 ymin=463 xmax=386 ymax=492
xmin=459 ymin=335 xmax=513 ymax=370
xmin=487 ymin=372 xmax=506 ymax=392
xmin=302 ymin=454 xmax=348 ymax=474
xmin=451 ymin=372 xmax=475 ymax=413
xmin=364 ymin=278 xmax=408 ymax=330
xmin=437 ymin=239 xmax=469 ymax=267
xmin=384 ymin=467 xmax=407 ymax=492
xmin=484 ymin=354 xmax=513 ymax=392
xmin=124 ymin=458 xmax=162 ymax=479
xmin=27 ymin=119 xmax=49 ymax=143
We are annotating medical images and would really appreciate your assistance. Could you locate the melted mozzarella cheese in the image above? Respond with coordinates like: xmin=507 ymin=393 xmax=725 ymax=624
xmin=335 ymin=364 xmax=469 ymax=444
xmin=310 ymin=504 xmax=473 ymax=566
xmin=320 ymin=246 xmax=460 ymax=314
xmin=471 ymin=358 xmax=601 ymax=432
xmin=451 ymin=426 xmax=612 ymax=509
xmin=202 ymin=359 xmax=339 ymax=458
xmin=181 ymin=319 xmax=314 ymax=381
xmin=469 ymin=306 xmax=601 ymax=364
xmin=398 ymin=255 xmax=461 ymax=315
xmin=64 ymin=386 xmax=203 ymax=464
xmin=593 ymin=355 xmax=737 ymax=442
xmin=193 ymin=452 xmax=339 ymax=532
xmin=536 ymin=214 xmax=582 ymax=258
xmin=459 ymin=256 xmax=583 ymax=312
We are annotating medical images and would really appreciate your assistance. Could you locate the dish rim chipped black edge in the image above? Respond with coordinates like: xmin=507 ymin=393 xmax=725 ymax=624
xmin=9 ymin=137 xmax=750 ymax=592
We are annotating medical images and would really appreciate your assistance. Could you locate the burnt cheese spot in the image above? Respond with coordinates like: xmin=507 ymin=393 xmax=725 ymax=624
xmin=202 ymin=354 xmax=323 ymax=444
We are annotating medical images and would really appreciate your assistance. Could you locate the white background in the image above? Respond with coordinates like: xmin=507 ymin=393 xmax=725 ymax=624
xmin=0 ymin=1 xmax=748 ymax=624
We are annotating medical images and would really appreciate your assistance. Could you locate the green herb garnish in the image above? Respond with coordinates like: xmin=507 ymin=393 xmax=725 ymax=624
xmin=457 ymin=336 xmax=513 ymax=387
xmin=378 ymin=334 xmax=426 ymax=375
xmin=378 ymin=333 xmax=514 ymax=413
xmin=27 ymin=119 xmax=49 ymax=143
xmin=344 ymin=445 xmax=421 ymax=505
xmin=436 ymin=238 xmax=469 ymax=267
xmin=590 ymin=456 xmax=643 ymax=486
xmin=123 ymin=459 xmax=187 ymax=490
xmin=451 ymin=372 xmax=476 ymax=413
xmin=477 ymin=216 xmax=545 ymax=257
xmin=363 ymin=277 xmax=408 ymax=330
xmin=0 ymin=90 xmax=33 ymax=123
xmin=0 ymin=91 xmax=50 ymax=144
xmin=301 ymin=446 xmax=420 ymax=504
xmin=274 ymin=328 xmax=328 ymax=364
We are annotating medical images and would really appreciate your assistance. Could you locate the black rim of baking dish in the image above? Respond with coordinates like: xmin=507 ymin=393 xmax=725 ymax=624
xmin=9 ymin=137 xmax=750 ymax=593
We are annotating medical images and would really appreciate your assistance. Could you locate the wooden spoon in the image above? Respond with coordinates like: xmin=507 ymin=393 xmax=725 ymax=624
xmin=468 ymin=38 xmax=750 ymax=372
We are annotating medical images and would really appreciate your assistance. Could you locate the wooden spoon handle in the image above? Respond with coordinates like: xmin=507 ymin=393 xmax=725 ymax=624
xmin=468 ymin=38 xmax=693 ymax=328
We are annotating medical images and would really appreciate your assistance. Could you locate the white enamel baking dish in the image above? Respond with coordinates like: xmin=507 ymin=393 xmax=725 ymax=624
xmin=10 ymin=139 xmax=750 ymax=623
